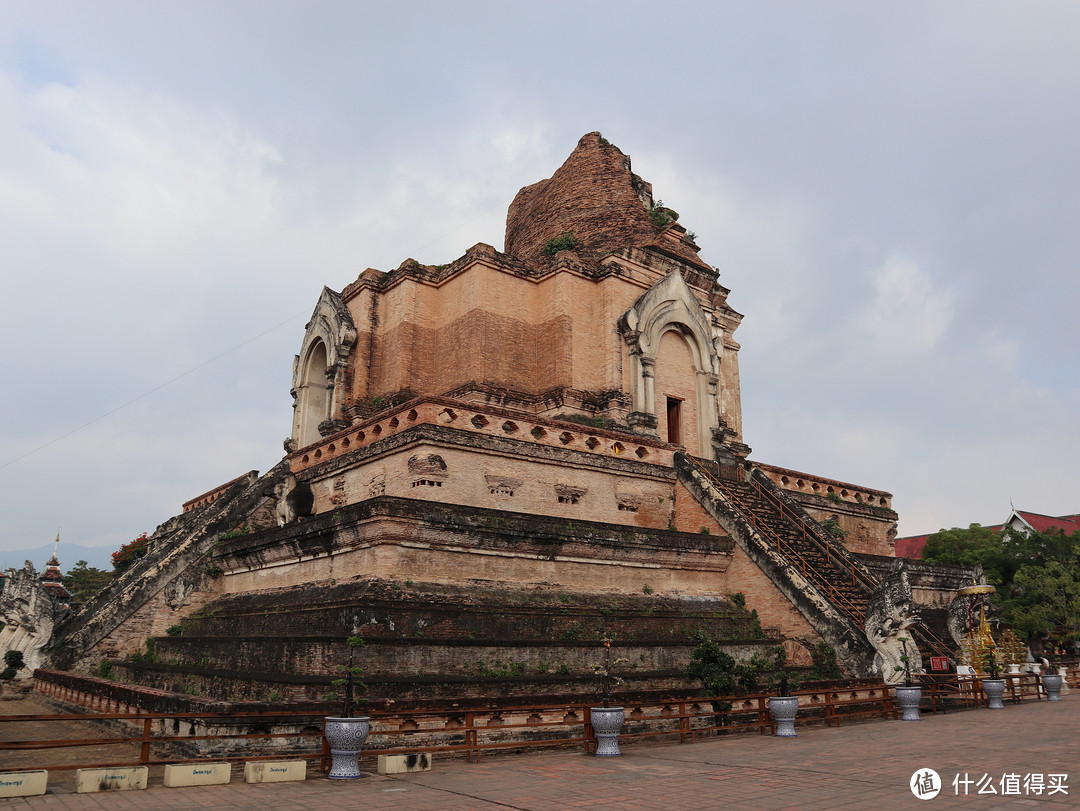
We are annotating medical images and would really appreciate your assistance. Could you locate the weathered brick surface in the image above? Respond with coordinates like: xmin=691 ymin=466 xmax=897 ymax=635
xmin=505 ymin=132 xmax=708 ymax=270
xmin=177 ymin=580 xmax=755 ymax=646
xmin=50 ymin=134 xmax=923 ymax=710
xmin=87 ymin=577 xmax=774 ymax=702
xmin=724 ymin=546 xmax=821 ymax=641
xmin=672 ymin=481 xmax=723 ymax=535
xmin=758 ymin=462 xmax=897 ymax=556
xmin=213 ymin=495 xmax=735 ymax=598
xmin=48 ymin=466 xmax=288 ymax=673
xmin=314 ymin=135 xmax=743 ymax=448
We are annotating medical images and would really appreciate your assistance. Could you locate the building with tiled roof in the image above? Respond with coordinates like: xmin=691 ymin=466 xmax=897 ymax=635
xmin=895 ymin=508 xmax=1078 ymax=559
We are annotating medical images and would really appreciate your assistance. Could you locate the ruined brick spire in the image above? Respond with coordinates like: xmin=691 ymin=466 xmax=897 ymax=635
xmin=504 ymin=132 xmax=707 ymax=268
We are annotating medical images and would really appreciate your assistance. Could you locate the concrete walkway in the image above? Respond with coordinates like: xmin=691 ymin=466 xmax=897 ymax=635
xmin=2 ymin=697 xmax=1075 ymax=809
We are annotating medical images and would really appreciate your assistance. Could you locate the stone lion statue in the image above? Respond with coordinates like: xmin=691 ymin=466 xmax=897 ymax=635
xmin=274 ymin=474 xmax=314 ymax=526
xmin=0 ymin=562 xmax=56 ymax=677
xmin=864 ymin=558 xmax=924 ymax=683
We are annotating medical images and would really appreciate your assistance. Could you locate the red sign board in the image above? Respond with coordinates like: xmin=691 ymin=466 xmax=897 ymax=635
xmin=930 ymin=657 xmax=950 ymax=672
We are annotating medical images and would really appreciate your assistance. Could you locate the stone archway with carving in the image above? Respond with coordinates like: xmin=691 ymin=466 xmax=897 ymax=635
xmin=618 ymin=272 xmax=720 ymax=457
xmin=290 ymin=287 xmax=357 ymax=450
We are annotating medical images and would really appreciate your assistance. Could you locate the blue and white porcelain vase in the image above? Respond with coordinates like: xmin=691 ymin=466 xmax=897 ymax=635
xmin=591 ymin=707 xmax=625 ymax=756
xmin=769 ymin=696 xmax=799 ymax=737
xmin=982 ymin=679 xmax=1006 ymax=710
xmin=895 ymin=685 xmax=922 ymax=721
xmin=324 ymin=716 xmax=371 ymax=778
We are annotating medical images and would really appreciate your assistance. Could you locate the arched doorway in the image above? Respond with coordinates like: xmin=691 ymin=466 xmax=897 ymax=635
xmin=296 ymin=340 xmax=329 ymax=448
xmin=655 ymin=328 xmax=700 ymax=455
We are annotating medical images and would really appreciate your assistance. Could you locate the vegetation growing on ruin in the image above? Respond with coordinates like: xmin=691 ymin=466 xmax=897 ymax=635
xmin=111 ymin=532 xmax=150 ymax=572
xmin=727 ymin=592 xmax=764 ymax=638
xmin=555 ymin=412 xmax=617 ymax=430
xmin=819 ymin=517 xmax=848 ymax=541
xmin=541 ymin=232 xmax=579 ymax=256
xmin=648 ymin=200 xmax=679 ymax=229
xmin=807 ymin=642 xmax=842 ymax=680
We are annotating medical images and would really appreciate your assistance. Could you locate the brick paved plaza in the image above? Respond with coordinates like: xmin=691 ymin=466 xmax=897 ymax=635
xmin=2 ymin=696 xmax=1075 ymax=809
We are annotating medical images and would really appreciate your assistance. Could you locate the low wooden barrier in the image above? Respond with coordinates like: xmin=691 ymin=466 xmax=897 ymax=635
xmin=1 ymin=673 xmax=1060 ymax=773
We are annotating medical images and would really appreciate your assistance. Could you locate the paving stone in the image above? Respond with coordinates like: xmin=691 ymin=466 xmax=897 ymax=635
xmin=1 ymin=698 xmax=1076 ymax=808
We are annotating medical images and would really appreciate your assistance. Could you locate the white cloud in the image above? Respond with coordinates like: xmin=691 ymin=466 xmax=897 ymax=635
xmin=980 ymin=331 xmax=1020 ymax=374
xmin=491 ymin=125 xmax=549 ymax=165
xmin=1 ymin=3 xmax=1079 ymax=558
xmin=857 ymin=255 xmax=954 ymax=352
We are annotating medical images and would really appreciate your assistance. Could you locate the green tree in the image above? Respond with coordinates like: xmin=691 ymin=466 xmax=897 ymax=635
xmin=112 ymin=532 xmax=150 ymax=572
xmin=686 ymin=635 xmax=789 ymax=696
xmin=63 ymin=560 xmax=112 ymax=603
xmin=1 ymin=649 xmax=25 ymax=680
xmin=921 ymin=523 xmax=1016 ymax=585
xmin=999 ymin=560 xmax=1080 ymax=644
xmin=925 ymin=523 xmax=1080 ymax=646
xmin=807 ymin=642 xmax=842 ymax=680
xmin=686 ymin=635 xmax=739 ymax=698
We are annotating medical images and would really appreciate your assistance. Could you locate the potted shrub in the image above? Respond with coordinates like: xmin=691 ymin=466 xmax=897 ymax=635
xmin=981 ymin=651 xmax=1006 ymax=710
xmin=590 ymin=638 xmax=628 ymax=756
xmin=1 ymin=650 xmax=26 ymax=682
xmin=893 ymin=637 xmax=922 ymax=721
xmin=1040 ymin=656 xmax=1064 ymax=701
xmin=767 ymin=662 xmax=800 ymax=738
xmin=324 ymin=636 xmax=370 ymax=779
xmin=685 ymin=633 xmax=743 ymax=734
xmin=685 ymin=636 xmax=799 ymax=737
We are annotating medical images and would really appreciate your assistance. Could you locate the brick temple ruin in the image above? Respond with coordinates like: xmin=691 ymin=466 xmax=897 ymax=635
xmin=28 ymin=133 xmax=978 ymax=709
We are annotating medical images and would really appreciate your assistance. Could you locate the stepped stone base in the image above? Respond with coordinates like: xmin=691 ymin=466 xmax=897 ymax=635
xmin=105 ymin=577 xmax=775 ymax=702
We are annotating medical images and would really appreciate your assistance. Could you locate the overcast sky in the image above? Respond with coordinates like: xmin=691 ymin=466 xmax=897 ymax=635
xmin=2 ymin=1 xmax=1077 ymax=565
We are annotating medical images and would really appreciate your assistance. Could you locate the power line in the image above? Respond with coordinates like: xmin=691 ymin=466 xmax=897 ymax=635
xmin=0 ymin=311 xmax=307 ymax=472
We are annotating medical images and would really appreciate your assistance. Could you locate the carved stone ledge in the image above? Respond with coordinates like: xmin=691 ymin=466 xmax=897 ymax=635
xmin=628 ymin=411 xmax=659 ymax=432
xmin=318 ymin=419 xmax=350 ymax=437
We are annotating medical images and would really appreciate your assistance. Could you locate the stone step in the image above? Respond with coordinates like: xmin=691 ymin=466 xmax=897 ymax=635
xmin=700 ymin=464 xmax=875 ymax=628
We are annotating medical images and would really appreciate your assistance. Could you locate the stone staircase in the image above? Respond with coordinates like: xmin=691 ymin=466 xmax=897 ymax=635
xmin=677 ymin=454 xmax=953 ymax=674
xmin=675 ymin=453 xmax=880 ymax=675
xmin=701 ymin=465 xmax=874 ymax=627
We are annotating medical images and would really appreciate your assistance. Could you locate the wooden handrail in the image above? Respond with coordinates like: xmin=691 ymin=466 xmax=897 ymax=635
xmin=4 ymin=675 xmax=1049 ymax=774
xmin=709 ymin=467 xmax=867 ymax=625
xmin=743 ymin=468 xmax=877 ymax=594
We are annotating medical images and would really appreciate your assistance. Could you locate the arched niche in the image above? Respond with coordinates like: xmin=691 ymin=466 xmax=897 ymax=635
xmin=617 ymin=271 xmax=720 ymax=457
xmin=296 ymin=340 xmax=329 ymax=448
xmin=290 ymin=287 xmax=357 ymax=449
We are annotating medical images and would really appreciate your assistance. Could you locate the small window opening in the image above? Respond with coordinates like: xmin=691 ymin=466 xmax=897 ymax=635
xmin=666 ymin=397 xmax=683 ymax=445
